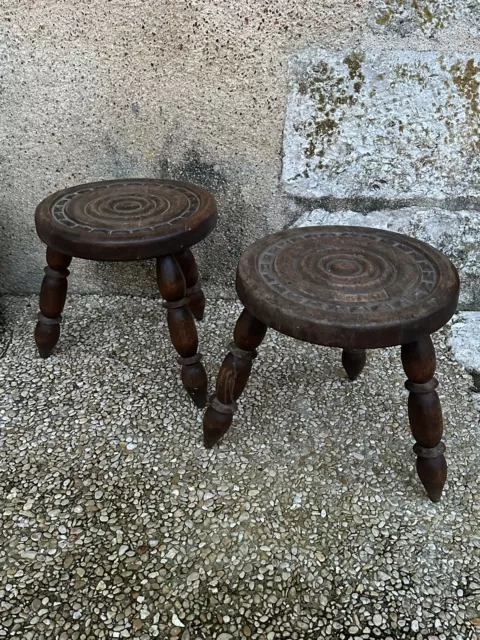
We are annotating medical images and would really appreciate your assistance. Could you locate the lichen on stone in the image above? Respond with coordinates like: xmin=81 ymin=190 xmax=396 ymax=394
xmin=451 ymin=59 xmax=480 ymax=115
xmin=282 ymin=49 xmax=480 ymax=200
xmin=301 ymin=53 xmax=365 ymax=173
xmin=449 ymin=58 xmax=480 ymax=152
xmin=372 ymin=0 xmax=477 ymax=37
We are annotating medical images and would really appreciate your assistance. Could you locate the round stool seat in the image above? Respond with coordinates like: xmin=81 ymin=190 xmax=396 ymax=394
xmin=35 ymin=178 xmax=217 ymax=261
xmin=236 ymin=226 xmax=460 ymax=349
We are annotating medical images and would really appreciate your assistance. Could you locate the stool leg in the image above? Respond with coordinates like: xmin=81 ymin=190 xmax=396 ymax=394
xmin=203 ymin=309 xmax=267 ymax=448
xmin=401 ymin=335 xmax=447 ymax=502
xmin=342 ymin=348 xmax=366 ymax=380
xmin=175 ymin=248 xmax=206 ymax=321
xmin=157 ymin=255 xmax=208 ymax=408
xmin=34 ymin=247 xmax=72 ymax=358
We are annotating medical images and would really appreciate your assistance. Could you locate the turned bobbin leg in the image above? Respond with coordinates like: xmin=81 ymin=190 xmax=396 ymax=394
xmin=342 ymin=349 xmax=366 ymax=380
xmin=401 ymin=335 xmax=447 ymax=502
xmin=175 ymin=248 xmax=206 ymax=321
xmin=34 ymin=247 xmax=72 ymax=358
xmin=203 ymin=309 xmax=267 ymax=448
xmin=157 ymin=255 xmax=208 ymax=408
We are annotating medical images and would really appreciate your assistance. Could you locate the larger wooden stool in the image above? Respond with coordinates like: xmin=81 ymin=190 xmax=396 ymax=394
xmin=203 ymin=226 xmax=460 ymax=501
xmin=35 ymin=178 xmax=217 ymax=408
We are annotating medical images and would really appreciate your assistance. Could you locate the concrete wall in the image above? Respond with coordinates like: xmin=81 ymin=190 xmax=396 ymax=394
xmin=1 ymin=1 xmax=479 ymax=304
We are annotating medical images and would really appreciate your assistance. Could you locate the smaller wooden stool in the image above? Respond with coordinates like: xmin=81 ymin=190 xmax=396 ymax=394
xmin=203 ymin=226 xmax=460 ymax=501
xmin=35 ymin=178 xmax=217 ymax=407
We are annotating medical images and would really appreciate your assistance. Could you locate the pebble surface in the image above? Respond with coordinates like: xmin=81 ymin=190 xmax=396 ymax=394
xmin=0 ymin=295 xmax=479 ymax=640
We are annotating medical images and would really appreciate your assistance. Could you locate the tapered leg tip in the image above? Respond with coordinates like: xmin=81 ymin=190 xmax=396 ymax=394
xmin=203 ymin=406 xmax=233 ymax=449
xmin=342 ymin=349 xmax=366 ymax=381
xmin=35 ymin=339 xmax=54 ymax=358
xmin=188 ymin=291 xmax=206 ymax=322
xmin=417 ymin=456 xmax=447 ymax=503
xmin=203 ymin=426 xmax=228 ymax=448
xmin=181 ymin=363 xmax=208 ymax=408
xmin=191 ymin=308 xmax=205 ymax=322
xmin=203 ymin=431 xmax=219 ymax=449
xmin=422 ymin=479 xmax=445 ymax=503
xmin=188 ymin=388 xmax=208 ymax=409
xmin=427 ymin=491 xmax=443 ymax=503
xmin=35 ymin=323 xmax=60 ymax=359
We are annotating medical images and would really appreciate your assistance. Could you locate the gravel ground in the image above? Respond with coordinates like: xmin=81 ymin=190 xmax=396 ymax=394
xmin=0 ymin=294 xmax=479 ymax=640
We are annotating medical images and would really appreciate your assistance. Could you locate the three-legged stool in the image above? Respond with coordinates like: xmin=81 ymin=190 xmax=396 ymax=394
xmin=203 ymin=226 xmax=460 ymax=501
xmin=35 ymin=178 xmax=217 ymax=407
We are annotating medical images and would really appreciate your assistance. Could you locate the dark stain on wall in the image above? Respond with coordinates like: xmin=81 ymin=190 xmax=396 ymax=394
xmin=83 ymin=143 xmax=268 ymax=297
xmin=154 ymin=149 xmax=261 ymax=291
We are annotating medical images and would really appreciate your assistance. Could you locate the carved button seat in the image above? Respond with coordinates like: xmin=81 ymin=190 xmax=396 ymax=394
xmin=203 ymin=226 xmax=460 ymax=502
xmin=35 ymin=178 xmax=217 ymax=407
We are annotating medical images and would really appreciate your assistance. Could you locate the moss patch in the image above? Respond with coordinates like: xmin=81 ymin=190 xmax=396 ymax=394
xmin=302 ymin=53 xmax=365 ymax=173
xmin=285 ymin=50 xmax=480 ymax=200
xmin=450 ymin=59 xmax=480 ymax=151
xmin=451 ymin=59 xmax=480 ymax=115
xmin=374 ymin=0 xmax=460 ymax=34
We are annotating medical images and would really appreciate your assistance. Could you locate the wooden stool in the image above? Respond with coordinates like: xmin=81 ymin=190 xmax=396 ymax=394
xmin=203 ymin=226 xmax=460 ymax=501
xmin=34 ymin=178 xmax=217 ymax=408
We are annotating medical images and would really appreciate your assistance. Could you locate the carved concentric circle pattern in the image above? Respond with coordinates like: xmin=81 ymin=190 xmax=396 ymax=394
xmin=257 ymin=228 xmax=439 ymax=314
xmin=50 ymin=181 xmax=201 ymax=234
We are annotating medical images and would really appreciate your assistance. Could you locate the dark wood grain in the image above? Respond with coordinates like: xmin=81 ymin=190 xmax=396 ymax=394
xmin=35 ymin=178 xmax=216 ymax=405
xmin=204 ymin=225 xmax=459 ymax=501
xmin=401 ymin=336 xmax=447 ymax=502
xmin=342 ymin=349 xmax=366 ymax=380
xmin=175 ymin=248 xmax=206 ymax=321
xmin=34 ymin=248 xmax=72 ymax=358
xmin=157 ymin=255 xmax=208 ymax=408
xmin=236 ymin=226 xmax=459 ymax=349
xmin=203 ymin=309 xmax=267 ymax=447
xmin=35 ymin=179 xmax=217 ymax=261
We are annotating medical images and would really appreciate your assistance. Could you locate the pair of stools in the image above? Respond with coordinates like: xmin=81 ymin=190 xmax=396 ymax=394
xmin=35 ymin=179 xmax=460 ymax=502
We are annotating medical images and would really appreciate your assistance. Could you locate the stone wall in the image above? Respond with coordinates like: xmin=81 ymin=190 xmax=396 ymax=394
xmin=282 ymin=2 xmax=480 ymax=310
xmin=283 ymin=50 xmax=480 ymax=204
xmin=1 ymin=0 xmax=479 ymax=307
